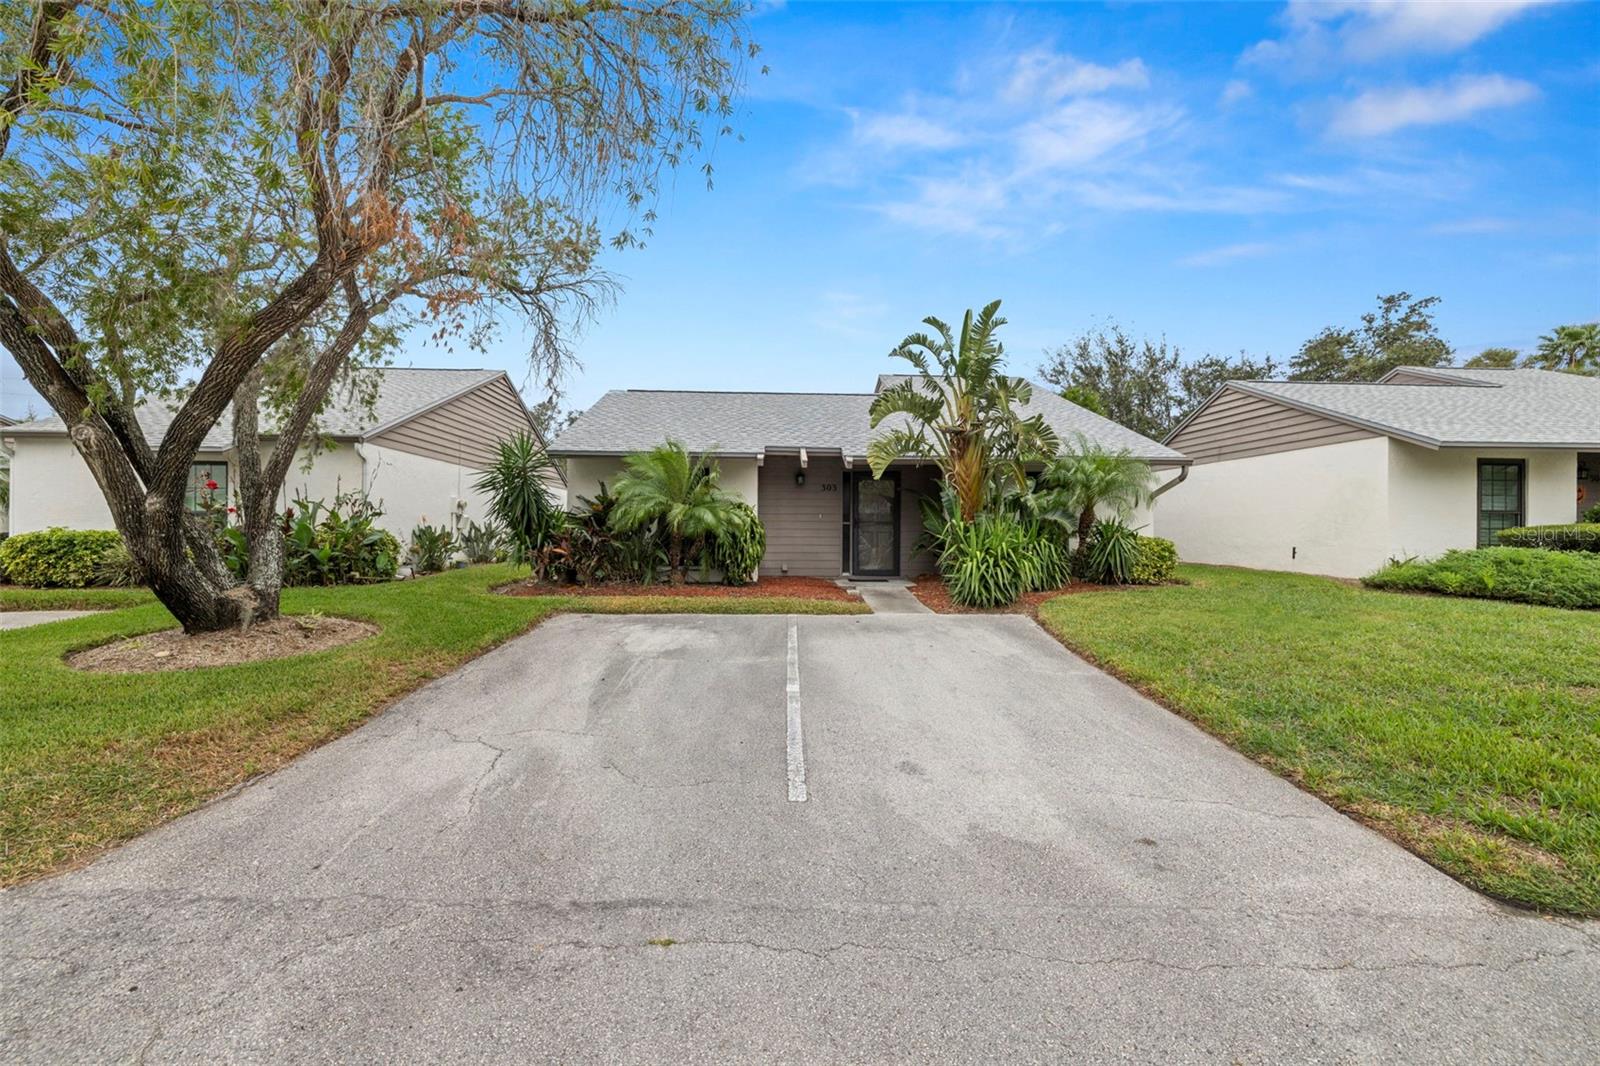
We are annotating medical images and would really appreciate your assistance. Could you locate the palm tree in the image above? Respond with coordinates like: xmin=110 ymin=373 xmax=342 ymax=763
xmin=867 ymin=300 xmax=1058 ymax=522
xmin=1530 ymin=323 xmax=1599 ymax=375
xmin=1036 ymin=434 xmax=1153 ymax=574
xmin=609 ymin=441 xmax=748 ymax=584
xmin=474 ymin=432 xmax=563 ymax=568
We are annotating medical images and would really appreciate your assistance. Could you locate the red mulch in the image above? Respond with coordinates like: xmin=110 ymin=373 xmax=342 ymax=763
xmin=909 ymin=574 xmax=1135 ymax=615
xmin=502 ymin=575 xmax=856 ymax=602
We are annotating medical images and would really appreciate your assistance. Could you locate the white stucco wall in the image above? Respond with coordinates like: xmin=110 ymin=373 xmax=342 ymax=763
xmin=1156 ymin=435 xmax=1392 ymax=578
xmin=276 ymin=442 xmax=365 ymax=516
xmin=1388 ymin=443 xmax=1577 ymax=560
xmin=5 ymin=436 xmax=121 ymax=533
xmin=560 ymin=455 xmax=759 ymax=514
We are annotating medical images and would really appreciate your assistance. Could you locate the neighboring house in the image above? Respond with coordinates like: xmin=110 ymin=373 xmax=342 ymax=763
xmin=549 ymin=374 xmax=1187 ymax=579
xmin=0 ymin=413 xmax=14 ymax=534
xmin=1 ymin=369 xmax=562 ymax=540
xmin=1158 ymin=366 xmax=1600 ymax=579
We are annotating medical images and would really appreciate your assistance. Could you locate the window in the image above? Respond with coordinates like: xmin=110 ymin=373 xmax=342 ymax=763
xmin=1477 ymin=460 xmax=1524 ymax=547
xmin=185 ymin=461 xmax=228 ymax=512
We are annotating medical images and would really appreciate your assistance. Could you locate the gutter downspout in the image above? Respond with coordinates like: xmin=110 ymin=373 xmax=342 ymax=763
xmin=1150 ymin=464 xmax=1189 ymax=500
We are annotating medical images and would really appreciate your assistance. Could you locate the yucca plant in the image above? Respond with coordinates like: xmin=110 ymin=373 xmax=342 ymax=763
xmin=1084 ymin=518 xmax=1140 ymax=585
xmin=867 ymin=300 xmax=1058 ymax=522
xmin=609 ymin=440 xmax=749 ymax=584
xmin=475 ymin=433 xmax=563 ymax=568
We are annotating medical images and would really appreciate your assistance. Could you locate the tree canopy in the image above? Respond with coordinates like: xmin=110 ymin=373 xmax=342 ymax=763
xmin=0 ymin=0 xmax=754 ymax=630
xmin=1037 ymin=324 xmax=1277 ymax=440
xmin=1288 ymin=292 xmax=1452 ymax=382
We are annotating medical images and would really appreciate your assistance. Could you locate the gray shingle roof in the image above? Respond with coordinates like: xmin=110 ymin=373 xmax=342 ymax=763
xmin=3 ymin=368 xmax=503 ymax=449
xmin=1222 ymin=367 xmax=1599 ymax=448
xmin=550 ymin=377 xmax=1187 ymax=463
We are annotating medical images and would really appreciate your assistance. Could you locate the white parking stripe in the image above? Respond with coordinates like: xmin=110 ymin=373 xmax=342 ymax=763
xmin=786 ymin=619 xmax=807 ymax=802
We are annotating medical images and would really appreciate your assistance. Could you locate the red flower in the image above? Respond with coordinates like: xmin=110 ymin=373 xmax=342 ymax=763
xmin=226 ymin=506 xmax=236 ymax=513
xmin=205 ymin=479 xmax=219 ymax=491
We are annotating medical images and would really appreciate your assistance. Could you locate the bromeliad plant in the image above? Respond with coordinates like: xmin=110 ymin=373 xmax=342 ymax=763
xmin=608 ymin=441 xmax=750 ymax=584
xmin=867 ymin=300 xmax=1058 ymax=522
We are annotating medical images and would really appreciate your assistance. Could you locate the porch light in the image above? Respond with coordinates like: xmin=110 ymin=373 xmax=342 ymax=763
xmin=1581 ymin=461 xmax=1592 ymax=481
xmin=794 ymin=469 xmax=806 ymax=487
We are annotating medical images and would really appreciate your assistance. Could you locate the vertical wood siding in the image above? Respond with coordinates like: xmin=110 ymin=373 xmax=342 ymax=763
xmin=758 ymin=456 xmax=846 ymax=577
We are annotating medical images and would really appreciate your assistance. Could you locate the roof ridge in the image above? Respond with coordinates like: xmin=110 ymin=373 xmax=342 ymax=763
xmin=622 ymin=388 xmax=877 ymax=397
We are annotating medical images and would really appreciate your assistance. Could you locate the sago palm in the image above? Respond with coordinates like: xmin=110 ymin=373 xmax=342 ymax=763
xmin=609 ymin=441 xmax=748 ymax=584
xmin=867 ymin=299 xmax=1058 ymax=522
xmin=1037 ymin=434 xmax=1153 ymax=573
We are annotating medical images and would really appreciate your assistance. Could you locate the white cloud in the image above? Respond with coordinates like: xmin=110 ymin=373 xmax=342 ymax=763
xmin=1247 ymin=0 xmax=1555 ymax=66
xmin=1004 ymin=48 xmax=1150 ymax=102
xmin=850 ymin=110 xmax=965 ymax=150
xmin=1329 ymin=74 xmax=1539 ymax=137
xmin=876 ymin=171 xmax=1014 ymax=239
xmin=1015 ymin=99 xmax=1174 ymax=170
xmin=1219 ymin=79 xmax=1252 ymax=106
xmin=1178 ymin=242 xmax=1277 ymax=268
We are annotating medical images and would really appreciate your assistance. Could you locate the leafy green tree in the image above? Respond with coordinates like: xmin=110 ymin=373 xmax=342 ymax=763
xmin=1463 ymin=347 xmax=1522 ymax=369
xmin=869 ymin=300 xmax=1058 ymax=522
xmin=1034 ymin=435 xmax=1153 ymax=576
xmin=1060 ymin=384 xmax=1107 ymax=416
xmin=1289 ymin=293 xmax=1453 ymax=382
xmin=1039 ymin=326 xmax=1276 ymax=438
xmin=475 ymin=433 xmax=563 ymax=571
xmin=0 ymin=1 xmax=753 ymax=632
xmin=609 ymin=441 xmax=748 ymax=584
xmin=1530 ymin=323 xmax=1599 ymax=375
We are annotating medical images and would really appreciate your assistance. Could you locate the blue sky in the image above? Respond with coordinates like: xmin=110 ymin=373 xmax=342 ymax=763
xmin=3 ymin=0 xmax=1597 ymax=420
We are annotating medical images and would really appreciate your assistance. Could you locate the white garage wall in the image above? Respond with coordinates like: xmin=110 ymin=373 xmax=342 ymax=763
xmin=277 ymin=442 xmax=365 ymax=516
xmin=1156 ymin=435 xmax=1391 ymax=578
xmin=5 ymin=436 xmax=123 ymax=533
xmin=1388 ymin=444 xmax=1577 ymax=560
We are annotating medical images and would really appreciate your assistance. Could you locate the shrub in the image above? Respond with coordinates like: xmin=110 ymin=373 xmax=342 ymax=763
xmin=221 ymin=492 xmax=399 ymax=586
xmin=92 ymin=541 xmax=145 ymax=588
xmin=1496 ymin=523 xmax=1600 ymax=553
xmin=709 ymin=503 xmax=765 ymax=584
xmin=475 ymin=433 xmax=562 ymax=567
xmin=939 ymin=512 xmax=1030 ymax=607
xmin=409 ymin=524 xmax=456 ymax=574
xmin=1584 ymin=503 xmax=1600 ymax=524
xmin=459 ymin=520 xmax=506 ymax=564
xmin=1084 ymin=518 xmax=1140 ymax=584
xmin=0 ymin=528 xmax=123 ymax=588
xmin=1363 ymin=548 xmax=1600 ymax=610
xmin=1130 ymin=536 xmax=1178 ymax=585
xmin=0 ymin=531 xmax=8 ymax=583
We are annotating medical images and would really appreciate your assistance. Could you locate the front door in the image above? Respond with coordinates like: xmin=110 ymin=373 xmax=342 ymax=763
xmin=852 ymin=472 xmax=900 ymax=576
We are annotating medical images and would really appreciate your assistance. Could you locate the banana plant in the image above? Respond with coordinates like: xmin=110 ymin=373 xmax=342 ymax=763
xmin=867 ymin=299 xmax=1058 ymax=522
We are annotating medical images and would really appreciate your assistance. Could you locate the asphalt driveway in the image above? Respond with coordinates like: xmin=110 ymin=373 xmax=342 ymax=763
xmin=2 ymin=612 xmax=1596 ymax=1063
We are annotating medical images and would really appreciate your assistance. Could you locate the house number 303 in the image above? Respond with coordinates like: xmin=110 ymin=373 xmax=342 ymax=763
xmin=819 ymin=483 xmax=838 ymax=492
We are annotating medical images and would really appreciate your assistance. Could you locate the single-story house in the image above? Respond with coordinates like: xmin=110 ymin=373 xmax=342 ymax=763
xmin=2 ymin=368 xmax=563 ymax=540
xmin=548 ymin=374 xmax=1187 ymax=579
xmin=1158 ymin=366 xmax=1600 ymax=579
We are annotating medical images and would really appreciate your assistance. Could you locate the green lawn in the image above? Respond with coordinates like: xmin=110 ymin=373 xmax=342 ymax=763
xmin=0 ymin=586 xmax=157 ymax=611
xmin=0 ymin=565 xmax=865 ymax=886
xmin=1036 ymin=565 xmax=1600 ymax=917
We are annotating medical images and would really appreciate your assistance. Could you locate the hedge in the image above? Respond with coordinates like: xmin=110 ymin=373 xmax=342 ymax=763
xmin=1363 ymin=547 xmax=1600 ymax=610
xmin=1129 ymin=536 xmax=1178 ymax=585
xmin=1496 ymin=523 xmax=1600 ymax=553
xmin=0 ymin=528 xmax=125 ymax=588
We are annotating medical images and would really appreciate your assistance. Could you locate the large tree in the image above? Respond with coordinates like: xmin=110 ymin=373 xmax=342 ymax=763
xmin=1530 ymin=323 xmax=1599 ymax=375
xmin=0 ymin=0 xmax=753 ymax=631
xmin=1038 ymin=324 xmax=1277 ymax=439
xmin=1288 ymin=292 xmax=1452 ymax=382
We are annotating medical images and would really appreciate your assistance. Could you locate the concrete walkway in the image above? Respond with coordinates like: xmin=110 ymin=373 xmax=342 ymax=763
xmin=2 ymin=612 xmax=1595 ymax=1062
xmin=0 ymin=610 xmax=96 ymax=630
xmin=854 ymin=581 xmax=931 ymax=613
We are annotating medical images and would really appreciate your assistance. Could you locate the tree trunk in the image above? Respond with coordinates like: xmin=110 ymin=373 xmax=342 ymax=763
xmin=1072 ymin=504 xmax=1097 ymax=578
xmin=231 ymin=367 xmax=283 ymax=624
xmin=669 ymin=531 xmax=685 ymax=585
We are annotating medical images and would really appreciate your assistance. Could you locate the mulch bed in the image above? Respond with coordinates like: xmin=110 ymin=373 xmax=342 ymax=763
xmin=909 ymin=574 xmax=1135 ymax=615
xmin=68 ymin=616 xmax=379 ymax=674
xmin=501 ymin=575 xmax=857 ymax=602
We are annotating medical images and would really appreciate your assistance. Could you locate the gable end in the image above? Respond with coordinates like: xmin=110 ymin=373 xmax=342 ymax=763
xmin=368 ymin=375 xmax=541 ymax=471
xmin=1168 ymin=386 xmax=1379 ymax=465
